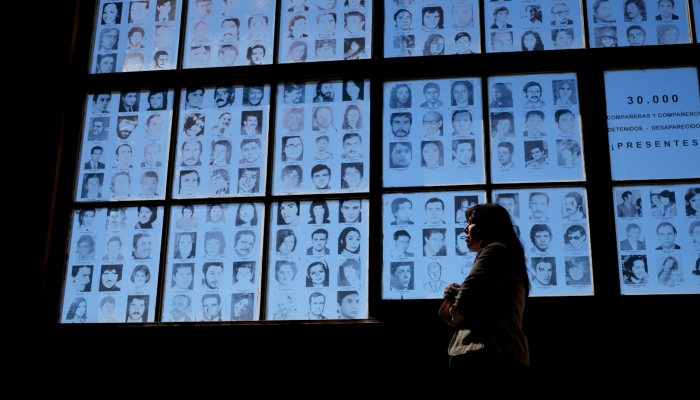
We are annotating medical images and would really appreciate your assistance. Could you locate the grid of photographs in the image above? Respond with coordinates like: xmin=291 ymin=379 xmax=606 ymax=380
xmin=587 ymin=0 xmax=691 ymax=47
xmin=182 ymin=0 xmax=276 ymax=68
xmin=484 ymin=0 xmax=585 ymax=53
xmin=273 ymin=80 xmax=370 ymax=194
xmin=383 ymin=77 xmax=485 ymax=187
xmin=279 ymin=0 xmax=372 ymax=63
xmin=91 ymin=0 xmax=182 ymax=73
xmin=382 ymin=191 xmax=486 ymax=299
xmin=77 ymin=90 xmax=174 ymax=202
xmin=614 ymin=184 xmax=700 ymax=295
xmin=60 ymin=206 xmax=164 ymax=323
xmin=161 ymin=202 xmax=265 ymax=322
xmin=493 ymin=187 xmax=594 ymax=296
xmin=488 ymin=72 xmax=585 ymax=183
xmin=266 ymin=200 xmax=369 ymax=320
xmin=384 ymin=0 xmax=481 ymax=58
xmin=172 ymin=84 xmax=270 ymax=198
xmin=604 ymin=67 xmax=700 ymax=181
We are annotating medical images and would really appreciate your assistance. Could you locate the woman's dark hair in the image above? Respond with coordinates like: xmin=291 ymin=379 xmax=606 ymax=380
xmin=685 ymin=187 xmax=700 ymax=216
xmin=338 ymin=226 xmax=361 ymax=254
xmin=137 ymin=206 xmax=158 ymax=224
xmin=521 ymin=30 xmax=544 ymax=51
xmin=181 ymin=205 xmax=194 ymax=216
xmin=276 ymin=229 xmax=297 ymax=252
xmin=66 ymin=297 xmax=87 ymax=321
xmin=235 ymin=203 xmax=259 ymax=226
xmin=465 ymin=203 xmax=529 ymax=294
xmin=309 ymin=200 xmax=330 ymax=221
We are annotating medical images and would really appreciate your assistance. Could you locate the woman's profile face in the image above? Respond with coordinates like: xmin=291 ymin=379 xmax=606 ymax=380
xmin=103 ymin=3 xmax=118 ymax=24
xmin=395 ymin=86 xmax=410 ymax=104
xmin=495 ymin=119 xmax=511 ymax=135
xmin=690 ymin=194 xmax=700 ymax=213
xmin=209 ymin=205 xmax=224 ymax=222
xmin=138 ymin=207 xmax=153 ymax=224
xmin=422 ymin=142 xmax=440 ymax=166
xmin=182 ymin=208 xmax=193 ymax=218
xmin=559 ymin=83 xmax=573 ymax=99
xmin=76 ymin=301 xmax=87 ymax=317
xmin=149 ymin=93 xmax=164 ymax=109
xmin=344 ymin=230 xmax=361 ymax=252
xmin=523 ymin=34 xmax=536 ymax=50
xmin=239 ymin=204 xmax=255 ymax=223
xmin=179 ymin=235 xmax=193 ymax=256
xmin=346 ymin=81 xmax=360 ymax=99
xmin=309 ymin=264 xmax=326 ymax=285
xmin=346 ymin=108 xmax=360 ymax=126
xmin=278 ymin=235 xmax=295 ymax=255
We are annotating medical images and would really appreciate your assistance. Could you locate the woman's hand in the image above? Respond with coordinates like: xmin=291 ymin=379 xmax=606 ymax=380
xmin=444 ymin=282 xmax=461 ymax=302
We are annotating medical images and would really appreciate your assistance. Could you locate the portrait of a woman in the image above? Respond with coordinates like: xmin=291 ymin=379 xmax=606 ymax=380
xmin=389 ymin=83 xmax=412 ymax=108
xmin=65 ymin=297 xmax=88 ymax=323
xmin=134 ymin=206 xmax=157 ymax=229
xmin=338 ymin=226 xmax=361 ymax=254
xmin=235 ymin=203 xmax=258 ymax=226
xmin=306 ymin=261 xmax=329 ymax=287
xmin=176 ymin=205 xmax=198 ymax=229
xmin=174 ymin=232 xmax=196 ymax=259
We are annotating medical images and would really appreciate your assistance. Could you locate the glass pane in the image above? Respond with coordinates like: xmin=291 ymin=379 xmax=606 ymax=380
xmin=587 ymin=0 xmax=692 ymax=47
xmin=172 ymin=84 xmax=271 ymax=198
xmin=161 ymin=202 xmax=265 ymax=322
xmin=484 ymin=0 xmax=585 ymax=53
xmin=272 ymin=80 xmax=370 ymax=194
xmin=76 ymin=90 xmax=175 ymax=201
xmin=278 ymin=0 xmax=372 ymax=63
xmin=491 ymin=187 xmax=594 ymax=296
xmin=695 ymin=0 xmax=700 ymax=40
xmin=90 ymin=0 xmax=183 ymax=73
xmin=604 ymin=67 xmax=699 ymax=181
xmin=383 ymin=77 xmax=485 ymax=187
xmin=487 ymin=72 xmax=586 ymax=183
xmin=382 ymin=191 xmax=486 ymax=300
xmin=59 ymin=206 xmax=164 ymax=323
xmin=384 ymin=0 xmax=482 ymax=57
xmin=265 ymin=200 xmax=369 ymax=320
xmin=183 ymin=0 xmax=277 ymax=68
xmin=613 ymin=184 xmax=700 ymax=294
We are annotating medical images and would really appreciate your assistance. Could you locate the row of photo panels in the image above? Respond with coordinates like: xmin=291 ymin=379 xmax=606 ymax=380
xmin=60 ymin=184 xmax=700 ymax=322
xmin=76 ymin=66 xmax=698 ymax=202
xmin=89 ymin=0 xmax=698 ymax=73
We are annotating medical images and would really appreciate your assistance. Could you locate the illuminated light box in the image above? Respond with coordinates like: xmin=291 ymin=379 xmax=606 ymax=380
xmin=273 ymin=79 xmax=370 ymax=194
xmin=76 ymin=90 xmax=175 ymax=202
xmin=279 ymin=0 xmax=373 ymax=63
xmin=60 ymin=206 xmax=165 ymax=323
xmin=90 ymin=0 xmax=183 ymax=73
xmin=265 ymin=200 xmax=369 ymax=320
xmin=487 ymin=72 xmax=586 ymax=183
xmin=613 ymin=184 xmax=700 ymax=294
xmin=605 ymin=67 xmax=699 ymax=180
xmin=382 ymin=191 xmax=486 ymax=300
xmin=172 ymin=84 xmax=271 ymax=198
xmin=383 ymin=77 xmax=485 ymax=187
xmin=484 ymin=0 xmax=585 ymax=53
xmin=183 ymin=0 xmax=277 ymax=68
xmin=587 ymin=0 xmax=692 ymax=48
xmin=493 ymin=187 xmax=594 ymax=297
xmin=162 ymin=202 xmax=265 ymax=322
xmin=383 ymin=0 xmax=482 ymax=57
